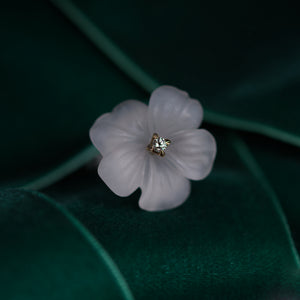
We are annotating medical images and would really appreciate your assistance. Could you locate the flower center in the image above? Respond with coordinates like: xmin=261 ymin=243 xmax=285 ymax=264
xmin=147 ymin=133 xmax=171 ymax=157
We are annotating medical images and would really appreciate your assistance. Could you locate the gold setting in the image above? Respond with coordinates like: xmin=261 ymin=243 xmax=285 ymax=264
xmin=147 ymin=133 xmax=171 ymax=157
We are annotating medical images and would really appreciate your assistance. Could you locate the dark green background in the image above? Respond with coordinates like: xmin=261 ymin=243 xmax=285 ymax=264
xmin=0 ymin=0 xmax=299 ymax=299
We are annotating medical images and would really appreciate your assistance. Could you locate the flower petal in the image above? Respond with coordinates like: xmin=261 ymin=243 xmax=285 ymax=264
xmin=90 ymin=100 xmax=149 ymax=156
xmin=148 ymin=86 xmax=203 ymax=136
xmin=167 ymin=129 xmax=217 ymax=180
xmin=139 ymin=156 xmax=191 ymax=211
xmin=99 ymin=144 xmax=147 ymax=197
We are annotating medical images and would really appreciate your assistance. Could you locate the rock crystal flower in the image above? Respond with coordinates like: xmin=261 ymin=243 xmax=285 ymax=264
xmin=90 ymin=86 xmax=216 ymax=211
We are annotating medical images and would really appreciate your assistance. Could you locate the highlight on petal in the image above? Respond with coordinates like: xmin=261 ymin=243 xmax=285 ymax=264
xmin=148 ymin=86 xmax=203 ymax=137
xmin=99 ymin=144 xmax=147 ymax=197
xmin=167 ymin=129 xmax=217 ymax=181
xmin=90 ymin=100 xmax=149 ymax=156
xmin=139 ymin=156 xmax=191 ymax=211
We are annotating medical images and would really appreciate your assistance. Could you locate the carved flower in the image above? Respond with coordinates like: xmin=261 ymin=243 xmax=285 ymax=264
xmin=90 ymin=86 xmax=216 ymax=211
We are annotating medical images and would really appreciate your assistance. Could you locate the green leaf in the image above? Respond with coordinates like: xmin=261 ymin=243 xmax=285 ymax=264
xmin=43 ymin=129 xmax=300 ymax=299
xmin=0 ymin=189 xmax=134 ymax=300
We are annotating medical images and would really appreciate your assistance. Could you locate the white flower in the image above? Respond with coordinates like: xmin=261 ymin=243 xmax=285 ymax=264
xmin=90 ymin=86 xmax=217 ymax=212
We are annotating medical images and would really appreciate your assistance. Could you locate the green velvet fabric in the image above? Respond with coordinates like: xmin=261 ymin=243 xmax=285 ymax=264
xmin=0 ymin=0 xmax=146 ymax=186
xmin=0 ymin=189 xmax=133 ymax=300
xmin=248 ymin=135 xmax=300 ymax=252
xmin=43 ymin=129 xmax=300 ymax=299
xmin=72 ymin=0 xmax=300 ymax=142
xmin=0 ymin=0 xmax=300 ymax=299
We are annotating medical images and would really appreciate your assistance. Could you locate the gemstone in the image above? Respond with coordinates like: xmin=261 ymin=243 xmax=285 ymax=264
xmin=147 ymin=133 xmax=171 ymax=157
xmin=153 ymin=137 xmax=168 ymax=152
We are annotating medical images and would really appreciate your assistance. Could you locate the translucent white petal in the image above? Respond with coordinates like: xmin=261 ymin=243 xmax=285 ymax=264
xmin=148 ymin=86 xmax=203 ymax=136
xmin=139 ymin=156 xmax=191 ymax=211
xmin=90 ymin=100 xmax=149 ymax=156
xmin=167 ymin=129 xmax=217 ymax=180
xmin=99 ymin=144 xmax=147 ymax=197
